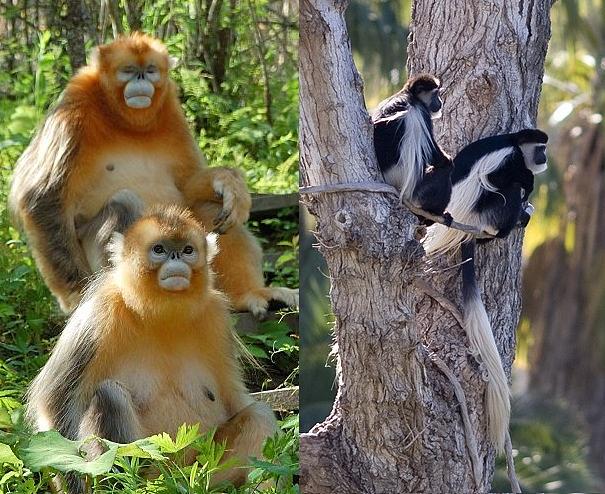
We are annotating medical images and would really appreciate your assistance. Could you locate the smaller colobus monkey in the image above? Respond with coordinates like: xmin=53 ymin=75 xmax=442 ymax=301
xmin=372 ymin=74 xmax=453 ymax=224
xmin=26 ymin=206 xmax=277 ymax=492
xmin=424 ymin=128 xmax=548 ymax=452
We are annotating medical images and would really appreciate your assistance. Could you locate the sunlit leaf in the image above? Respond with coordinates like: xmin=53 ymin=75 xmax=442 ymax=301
xmin=20 ymin=430 xmax=117 ymax=475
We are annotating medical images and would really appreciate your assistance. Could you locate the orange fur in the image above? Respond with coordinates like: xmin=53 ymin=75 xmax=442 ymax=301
xmin=10 ymin=33 xmax=296 ymax=315
xmin=27 ymin=208 xmax=277 ymax=486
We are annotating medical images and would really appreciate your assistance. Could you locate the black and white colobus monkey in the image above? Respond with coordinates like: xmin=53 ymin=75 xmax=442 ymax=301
xmin=372 ymin=74 xmax=453 ymax=224
xmin=424 ymin=128 xmax=548 ymax=452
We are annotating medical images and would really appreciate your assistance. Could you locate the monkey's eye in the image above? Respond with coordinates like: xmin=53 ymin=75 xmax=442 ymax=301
xmin=152 ymin=244 xmax=165 ymax=255
xmin=146 ymin=65 xmax=158 ymax=74
xmin=183 ymin=245 xmax=194 ymax=255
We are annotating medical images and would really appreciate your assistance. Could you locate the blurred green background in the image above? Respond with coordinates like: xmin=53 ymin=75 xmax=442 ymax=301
xmin=300 ymin=1 xmax=605 ymax=492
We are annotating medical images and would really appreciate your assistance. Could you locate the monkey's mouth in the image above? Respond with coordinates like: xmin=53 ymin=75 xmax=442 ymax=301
xmin=159 ymin=276 xmax=190 ymax=292
xmin=125 ymin=96 xmax=152 ymax=109
xmin=124 ymin=82 xmax=155 ymax=109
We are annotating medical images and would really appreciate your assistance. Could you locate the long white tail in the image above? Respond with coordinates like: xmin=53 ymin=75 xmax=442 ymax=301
xmin=461 ymin=241 xmax=510 ymax=452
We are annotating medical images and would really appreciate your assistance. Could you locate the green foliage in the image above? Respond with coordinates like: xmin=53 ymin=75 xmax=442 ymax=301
xmin=0 ymin=417 xmax=299 ymax=493
xmin=492 ymin=397 xmax=601 ymax=492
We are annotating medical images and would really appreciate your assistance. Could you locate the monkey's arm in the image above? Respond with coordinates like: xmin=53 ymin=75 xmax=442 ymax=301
xmin=9 ymin=109 xmax=91 ymax=312
xmin=77 ymin=189 xmax=145 ymax=272
xmin=518 ymin=168 xmax=535 ymax=201
xmin=182 ymin=167 xmax=252 ymax=233
xmin=372 ymin=116 xmax=407 ymax=173
xmin=432 ymin=144 xmax=453 ymax=169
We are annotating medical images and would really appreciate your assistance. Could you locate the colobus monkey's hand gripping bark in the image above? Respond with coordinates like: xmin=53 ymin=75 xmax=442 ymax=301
xmin=425 ymin=128 xmax=548 ymax=452
xmin=26 ymin=206 xmax=277 ymax=492
xmin=372 ymin=74 xmax=453 ymax=225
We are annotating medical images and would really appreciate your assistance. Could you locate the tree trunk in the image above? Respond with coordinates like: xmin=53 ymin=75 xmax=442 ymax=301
xmin=299 ymin=1 xmax=552 ymax=492
xmin=63 ymin=0 xmax=88 ymax=71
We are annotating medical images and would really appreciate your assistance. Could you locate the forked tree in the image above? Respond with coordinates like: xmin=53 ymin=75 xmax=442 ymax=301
xmin=299 ymin=0 xmax=553 ymax=492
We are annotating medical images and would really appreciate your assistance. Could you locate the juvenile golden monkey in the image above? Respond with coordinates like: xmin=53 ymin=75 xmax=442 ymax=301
xmin=26 ymin=206 xmax=277 ymax=491
xmin=9 ymin=33 xmax=297 ymax=316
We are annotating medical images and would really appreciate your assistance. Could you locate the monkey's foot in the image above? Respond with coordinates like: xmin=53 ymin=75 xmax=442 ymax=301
xmin=415 ymin=225 xmax=427 ymax=240
xmin=269 ymin=287 xmax=299 ymax=309
xmin=483 ymin=226 xmax=499 ymax=237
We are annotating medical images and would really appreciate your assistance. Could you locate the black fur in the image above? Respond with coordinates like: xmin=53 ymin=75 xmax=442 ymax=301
xmin=13 ymin=106 xmax=89 ymax=299
xmin=30 ymin=318 xmax=99 ymax=441
xmin=77 ymin=189 xmax=145 ymax=268
xmin=372 ymin=74 xmax=452 ymax=223
xmin=24 ymin=185 xmax=87 ymax=288
xmin=80 ymin=380 xmax=139 ymax=443
xmin=452 ymin=129 xmax=548 ymax=239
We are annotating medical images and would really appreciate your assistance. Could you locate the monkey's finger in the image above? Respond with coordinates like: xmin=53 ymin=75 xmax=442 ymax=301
xmin=213 ymin=184 xmax=237 ymax=232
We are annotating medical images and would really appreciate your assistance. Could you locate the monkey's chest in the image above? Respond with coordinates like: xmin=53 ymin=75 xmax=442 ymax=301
xmin=76 ymin=151 xmax=186 ymax=219
xmin=113 ymin=358 xmax=229 ymax=438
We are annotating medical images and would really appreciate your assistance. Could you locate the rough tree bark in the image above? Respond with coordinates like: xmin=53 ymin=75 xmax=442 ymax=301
xmin=63 ymin=0 xmax=88 ymax=71
xmin=299 ymin=0 xmax=552 ymax=492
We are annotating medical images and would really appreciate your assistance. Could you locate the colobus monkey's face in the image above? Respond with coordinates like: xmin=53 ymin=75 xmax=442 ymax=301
xmin=521 ymin=143 xmax=548 ymax=175
xmin=418 ymin=89 xmax=443 ymax=118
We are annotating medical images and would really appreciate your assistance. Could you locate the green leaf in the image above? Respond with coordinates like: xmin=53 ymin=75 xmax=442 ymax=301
xmin=20 ymin=430 xmax=117 ymax=475
xmin=246 ymin=344 xmax=269 ymax=359
xmin=114 ymin=438 xmax=166 ymax=460
xmin=148 ymin=423 xmax=201 ymax=453
xmin=280 ymin=414 xmax=299 ymax=431
xmin=249 ymin=458 xmax=297 ymax=476
xmin=0 ymin=443 xmax=22 ymax=467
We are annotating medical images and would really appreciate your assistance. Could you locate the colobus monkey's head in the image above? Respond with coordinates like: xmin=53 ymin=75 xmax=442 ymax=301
xmin=405 ymin=74 xmax=443 ymax=119
xmin=517 ymin=129 xmax=549 ymax=175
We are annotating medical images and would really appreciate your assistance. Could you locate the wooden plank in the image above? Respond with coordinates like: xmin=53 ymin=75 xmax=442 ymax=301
xmin=252 ymin=386 xmax=299 ymax=412
xmin=251 ymin=193 xmax=299 ymax=214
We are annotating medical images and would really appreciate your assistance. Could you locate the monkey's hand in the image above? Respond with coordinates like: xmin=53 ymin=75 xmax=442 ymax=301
xmin=183 ymin=167 xmax=252 ymax=233
xmin=518 ymin=203 xmax=534 ymax=227
xmin=211 ymin=168 xmax=252 ymax=233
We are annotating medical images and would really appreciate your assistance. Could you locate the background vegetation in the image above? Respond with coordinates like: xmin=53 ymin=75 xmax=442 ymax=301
xmin=0 ymin=0 xmax=299 ymax=492
xmin=301 ymin=0 xmax=605 ymax=492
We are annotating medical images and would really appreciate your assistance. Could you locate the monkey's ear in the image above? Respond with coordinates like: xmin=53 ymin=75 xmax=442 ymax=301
xmin=205 ymin=233 xmax=219 ymax=264
xmin=90 ymin=45 xmax=109 ymax=68
xmin=107 ymin=232 xmax=125 ymax=266
xmin=90 ymin=47 xmax=101 ymax=67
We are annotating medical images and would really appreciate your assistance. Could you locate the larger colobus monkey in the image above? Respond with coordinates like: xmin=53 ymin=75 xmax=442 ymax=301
xmin=424 ymin=128 xmax=548 ymax=452
xmin=372 ymin=74 xmax=453 ymax=223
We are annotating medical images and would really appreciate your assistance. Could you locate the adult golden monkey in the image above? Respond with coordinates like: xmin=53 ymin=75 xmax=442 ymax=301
xmin=9 ymin=33 xmax=297 ymax=316
xmin=26 ymin=206 xmax=277 ymax=492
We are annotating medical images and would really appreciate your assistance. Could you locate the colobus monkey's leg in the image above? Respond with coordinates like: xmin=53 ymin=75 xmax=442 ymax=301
xmin=213 ymin=401 xmax=278 ymax=485
xmin=77 ymin=189 xmax=145 ymax=271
